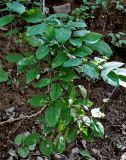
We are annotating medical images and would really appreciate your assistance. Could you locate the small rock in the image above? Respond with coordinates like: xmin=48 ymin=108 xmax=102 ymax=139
xmin=81 ymin=140 xmax=87 ymax=148
xmin=54 ymin=154 xmax=62 ymax=159
xmin=53 ymin=3 xmax=71 ymax=14
xmin=72 ymin=147 xmax=79 ymax=154
xmin=7 ymin=156 xmax=13 ymax=160
xmin=89 ymin=158 xmax=96 ymax=160
xmin=92 ymin=148 xmax=100 ymax=157
xmin=0 ymin=27 xmax=8 ymax=31
xmin=6 ymin=107 xmax=15 ymax=113
xmin=120 ymin=152 xmax=126 ymax=160
xmin=37 ymin=157 xmax=44 ymax=160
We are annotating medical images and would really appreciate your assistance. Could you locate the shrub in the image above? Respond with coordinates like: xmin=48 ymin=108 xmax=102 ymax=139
xmin=0 ymin=1 xmax=126 ymax=158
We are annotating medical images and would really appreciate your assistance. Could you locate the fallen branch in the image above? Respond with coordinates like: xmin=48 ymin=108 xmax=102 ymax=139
xmin=0 ymin=105 xmax=46 ymax=126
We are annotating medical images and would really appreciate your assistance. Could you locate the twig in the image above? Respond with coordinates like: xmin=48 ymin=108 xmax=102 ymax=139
xmin=42 ymin=0 xmax=45 ymax=15
xmin=40 ymin=0 xmax=45 ymax=15
xmin=0 ymin=105 xmax=47 ymax=126
xmin=101 ymin=87 xmax=117 ymax=108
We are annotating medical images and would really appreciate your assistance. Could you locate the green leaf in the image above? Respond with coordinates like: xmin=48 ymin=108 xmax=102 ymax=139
xmin=74 ymin=45 xmax=93 ymax=57
xmin=45 ymin=103 xmax=61 ymax=127
xmin=78 ymin=85 xmax=87 ymax=99
xmin=79 ymin=149 xmax=91 ymax=159
xmin=90 ymin=119 xmax=104 ymax=137
xmin=23 ymin=33 xmax=44 ymax=47
xmin=14 ymin=134 xmax=26 ymax=146
xmin=40 ymin=139 xmax=53 ymax=156
xmin=28 ymin=93 xmax=49 ymax=107
xmin=55 ymin=28 xmax=72 ymax=43
xmin=60 ymin=107 xmax=72 ymax=126
xmin=59 ymin=68 xmax=78 ymax=81
xmin=18 ymin=56 xmax=36 ymax=66
xmin=63 ymin=58 xmax=82 ymax=67
xmin=52 ymin=50 xmax=67 ymax=68
xmin=115 ymin=68 xmax=126 ymax=87
xmin=0 ymin=14 xmax=15 ymax=27
xmin=82 ymin=32 xmax=102 ymax=43
xmin=69 ymin=86 xmax=77 ymax=102
xmin=81 ymin=127 xmax=93 ymax=141
xmin=45 ymin=25 xmax=55 ymax=40
xmin=87 ymin=41 xmax=112 ymax=57
xmin=0 ymin=70 xmax=8 ymax=82
xmin=69 ymin=38 xmax=82 ymax=47
xmin=74 ymin=99 xmax=93 ymax=107
xmin=50 ymin=83 xmax=62 ymax=101
xmin=21 ymin=8 xmax=44 ymax=23
xmin=7 ymin=2 xmax=26 ymax=14
xmin=54 ymin=135 xmax=65 ymax=153
xmin=119 ymin=75 xmax=126 ymax=88
xmin=36 ymin=45 xmax=49 ymax=60
xmin=26 ymin=66 xmax=40 ymax=83
xmin=83 ymin=63 xmax=99 ymax=79
xmin=5 ymin=28 xmax=19 ymax=36
xmin=65 ymin=128 xmax=77 ymax=143
xmin=106 ymin=71 xmax=119 ymax=86
xmin=8 ymin=149 xmax=16 ymax=157
xmin=73 ymin=30 xmax=90 ymax=37
xmin=17 ymin=56 xmax=36 ymax=73
xmin=34 ymin=78 xmax=51 ymax=88
xmin=17 ymin=147 xmax=29 ymax=158
xmin=101 ymin=69 xmax=119 ymax=87
xmin=27 ymin=24 xmax=47 ymax=36
xmin=102 ymin=62 xmax=124 ymax=69
xmin=24 ymin=132 xmax=40 ymax=146
xmin=6 ymin=53 xmax=23 ymax=63
xmin=67 ymin=21 xmax=87 ymax=28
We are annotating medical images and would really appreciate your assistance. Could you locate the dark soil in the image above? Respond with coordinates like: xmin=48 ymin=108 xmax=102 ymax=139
xmin=0 ymin=1 xmax=126 ymax=160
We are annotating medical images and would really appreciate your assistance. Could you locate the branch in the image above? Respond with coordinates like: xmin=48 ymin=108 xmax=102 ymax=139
xmin=0 ymin=105 xmax=47 ymax=126
xmin=43 ymin=0 xmax=45 ymax=15
xmin=40 ymin=0 xmax=45 ymax=15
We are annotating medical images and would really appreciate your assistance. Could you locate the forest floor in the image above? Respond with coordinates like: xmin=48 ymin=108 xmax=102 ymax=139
xmin=0 ymin=3 xmax=126 ymax=160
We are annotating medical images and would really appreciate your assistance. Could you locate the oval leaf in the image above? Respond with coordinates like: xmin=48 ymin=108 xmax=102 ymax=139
xmin=87 ymin=41 xmax=112 ymax=57
xmin=90 ymin=119 xmax=104 ymax=137
xmin=0 ymin=70 xmax=8 ymax=82
xmin=63 ymin=58 xmax=82 ymax=67
xmin=82 ymin=32 xmax=102 ymax=44
xmin=45 ymin=103 xmax=61 ymax=127
xmin=24 ymin=132 xmax=40 ymax=146
xmin=27 ymin=24 xmax=47 ymax=36
xmin=40 ymin=139 xmax=53 ymax=156
xmin=34 ymin=78 xmax=51 ymax=88
xmin=69 ymin=38 xmax=82 ymax=47
xmin=74 ymin=45 xmax=93 ymax=57
xmin=50 ymin=83 xmax=62 ymax=101
xmin=26 ymin=66 xmax=40 ymax=83
xmin=0 ymin=15 xmax=15 ymax=27
xmin=36 ymin=45 xmax=49 ymax=60
xmin=54 ymin=135 xmax=65 ymax=153
xmin=65 ymin=128 xmax=77 ymax=143
xmin=6 ymin=53 xmax=23 ymax=63
xmin=7 ymin=2 xmax=26 ymax=14
xmin=17 ymin=147 xmax=29 ymax=158
xmin=52 ymin=50 xmax=67 ymax=68
xmin=28 ymin=93 xmax=49 ymax=107
xmin=55 ymin=28 xmax=72 ymax=43
xmin=83 ymin=63 xmax=99 ymax=79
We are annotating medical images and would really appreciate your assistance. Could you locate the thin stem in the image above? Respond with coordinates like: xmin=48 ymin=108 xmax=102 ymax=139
xmin=0 ymin=105 xmax=47 ymax=126
xmin=43 ymin=0 xmax=45 ymax=15
xmin=40 ymin=0 xmax=45 ymax=15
